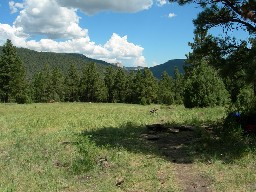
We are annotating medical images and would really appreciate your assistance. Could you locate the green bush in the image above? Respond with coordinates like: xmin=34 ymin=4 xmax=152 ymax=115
xmin=184 ymin=62 xmax=230 ymax=108
xmin=235 ymin=86 xmax=255 ymax=112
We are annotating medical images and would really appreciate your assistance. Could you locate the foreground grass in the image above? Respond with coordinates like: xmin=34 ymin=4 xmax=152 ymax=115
xmin=0 ymin=103 xmax=255 ymax=191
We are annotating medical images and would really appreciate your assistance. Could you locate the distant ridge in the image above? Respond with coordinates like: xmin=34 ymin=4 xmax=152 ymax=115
xmin=149 ymin=59 xmax=186 ymax=79
xmin=0 ymin=46 xmax=186 ymax=79
xmin=0 ymin=46 xmax=114 ymax=77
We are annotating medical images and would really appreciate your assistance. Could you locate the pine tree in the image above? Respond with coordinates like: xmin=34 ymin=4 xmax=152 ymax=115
xmin=125 ymin=71 xmax=136 ymax=103
xmin=158 ymin=71 xmax=174 ymax=105
xmin=184 ymin=61 xmax=230 ymax=108
xmin=113 ymin=68 xmax=128 ymax=103
xmin=131 ymin=68 xmax=158 ymax=105
xmin=32 ymin=65 xmax=55 ymax=103
xmin=51 ymin=67 xmax=65 ymax=102
xmin=141 ymin=68 xmax=158 ymax=104
xmin=104 ymin=66 xmax=116 ymax=103
xmin=131 ymin=70 xmax=144 ymax=104
xmin=0 ymin=39 xmax=27 ymax=103
xmin=65 ymin=64 xmax=80 ymax=102
xmin=80 ymin=62 xmax=106 ymax=102
xmin=173 ymin=67 xmax=184 ymax=104
xmin=32 ymin=71 xmax=48 ymax=102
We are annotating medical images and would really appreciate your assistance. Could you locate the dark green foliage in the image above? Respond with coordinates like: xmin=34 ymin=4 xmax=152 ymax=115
xmin=149 ymin=59 xmax=185 ymax=79
xmin=140 ymin=68 xmax=158 ymax=105
xmin=158 ymin=71 xmax=174 ymax=105
xmin=231 ymin=86 xmax=256 ymax=113
xmin=0 ymin=39 xmax=27 ymax=103
xmin=184 ymin=62 xmax=230 ymax=108
xmin=171 ymin=0 xmax=256 ymax=108
xmin=51 ymin=67 xmax=65 ymax=102
xmin=125 ymin=71 xmax=136 ymax=103
xmin=32 ymin=64 xmax=59 ymax=103
xmin=173 ymin=67 xmax=184 ymax=104
xmin=131 ymin=70 xmax=144 ymax=104
xmin=80 ymin=62 xmax=107 ymax=102
xmin=65 ymin=64 xmax=80 ymax=102
xmin=113 ymin=68 xmax=128 ymax=103
xmin=104 ymin=67 xmax=116 ymax=103
xmin=0 ymin=47 xmax=113 ymax=78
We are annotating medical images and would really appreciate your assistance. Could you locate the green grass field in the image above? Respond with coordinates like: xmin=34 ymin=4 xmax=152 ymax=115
xmin=0 ymin=103 xmax=255 ymax=191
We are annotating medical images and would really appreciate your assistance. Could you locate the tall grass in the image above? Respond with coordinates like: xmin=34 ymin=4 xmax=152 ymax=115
xmin=0 ymin=103 xmax=254 ymax=191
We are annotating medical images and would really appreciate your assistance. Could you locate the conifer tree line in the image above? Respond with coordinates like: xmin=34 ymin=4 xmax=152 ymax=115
xmin=1 ymin=38 xmax=255 ymax=111
xmin=0 ymin=39 xmax=185 ymax=105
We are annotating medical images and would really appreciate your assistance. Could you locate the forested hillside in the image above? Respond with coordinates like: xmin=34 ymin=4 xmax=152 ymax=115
xmin=0 ymin=46 xmax=113 ymax=78
xmin=149 ymin=59 xmax=185 ymax=79
xmin=0 ymin=46 xmax=185 ymax=79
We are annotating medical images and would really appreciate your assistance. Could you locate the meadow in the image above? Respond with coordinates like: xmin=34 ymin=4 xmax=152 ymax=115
xmin=0 ymin=103 xmax=255 ymax=191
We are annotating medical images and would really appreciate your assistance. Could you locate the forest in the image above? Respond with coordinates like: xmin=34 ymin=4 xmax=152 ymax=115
xmin=0 ymin=0 xmax=255 ymax=111
xmin=0 ymin=33 xmax=255 ymax=113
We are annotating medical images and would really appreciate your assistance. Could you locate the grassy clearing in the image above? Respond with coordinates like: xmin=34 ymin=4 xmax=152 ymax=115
xmin=0 ymin=103 xmax=255 ymax=191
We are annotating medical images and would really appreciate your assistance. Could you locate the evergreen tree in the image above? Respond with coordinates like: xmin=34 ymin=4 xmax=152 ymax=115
xmin=173 ymin=67 xmax=184 ymax=104
xmin=113 ymin=68 xmax=128 ymax=103
xmin=80 ymin=62 xmax=106 ymax=102
xmin=132 ymin=70 xmax=144 ymax=104
xmin=184 ymin=61 xmax=230 ymax=108
xmin=51 ymin=67 xmax=65 ymax=102
xmin=104 ymin=66 xmax=116 ymax=103
xmin=65 ymin=64 xmax=80 ymax=102
xmin=126 ymin=71 xmax=136 ymax=103
xmin=43 ymin=64 xmax=54 ymax=101
xmin=141 ymin=68 xmax=158 ymax=104
xmin=158 ymin=71 xmax=174 ymax=105
xmin=32 ymin=64 xmax=55 ymax=103
xmin=0 ymin=39 xmax=27 ymax=103
xmin=32 ymin=71 xmax=48 ymax=102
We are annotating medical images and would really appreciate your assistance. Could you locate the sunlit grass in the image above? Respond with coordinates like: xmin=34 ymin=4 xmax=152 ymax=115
xmin=0 ymin=102 xmax=255 ymax=191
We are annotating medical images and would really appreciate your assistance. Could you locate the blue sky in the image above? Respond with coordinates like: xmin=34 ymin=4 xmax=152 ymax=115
xmin=0 ymin=0 xmax=249 ymax=67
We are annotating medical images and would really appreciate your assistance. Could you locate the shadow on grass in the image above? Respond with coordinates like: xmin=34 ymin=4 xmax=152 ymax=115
xmin=194 ymin=123 xmax=256 ymax=163
xmin=76 ymin=121 xmax=256 ymax=166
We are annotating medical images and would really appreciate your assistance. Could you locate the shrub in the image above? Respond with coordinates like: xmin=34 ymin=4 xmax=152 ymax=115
xmin=184 ymin=62 xmax=230 ymax=108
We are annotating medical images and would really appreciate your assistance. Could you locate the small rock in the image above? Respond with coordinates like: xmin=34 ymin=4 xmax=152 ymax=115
xmin=168 ymin=128 xmax=180 ymax=133
xmin=116 ymin=178 xmax=124 ymax=186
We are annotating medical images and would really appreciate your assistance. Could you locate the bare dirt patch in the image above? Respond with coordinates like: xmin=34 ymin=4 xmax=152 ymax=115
xmin=142 ymin=124 xmax=213 ymax=191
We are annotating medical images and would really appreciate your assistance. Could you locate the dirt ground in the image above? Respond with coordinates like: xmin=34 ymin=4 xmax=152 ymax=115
xmin=142 ymin=124 xmax=213 ymax=192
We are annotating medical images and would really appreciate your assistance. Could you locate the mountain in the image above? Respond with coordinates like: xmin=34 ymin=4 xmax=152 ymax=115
xmin=0 ymin=46 xmax=186 ymax=79
xmin=0 ymin=46 xmax=114 ymax=78
xmin=149 ymin=59 xmax=186 ymax=79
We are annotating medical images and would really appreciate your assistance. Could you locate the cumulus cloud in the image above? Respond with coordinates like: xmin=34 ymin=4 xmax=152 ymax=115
xmin=9 ymin=1 xmax=24 ymax=13
xmin=1 ymin=0 xmax=148 ymax=67
xmin=0 ymin=24 xmax=146 ymax=67
xmin=13 ymin=0 xmax=87 ymax=39
xmin=56 ymin=0 xmax=153 ymax=15
xmin=0 ymin=24 xmax=28 ymax=46
xmin=156 ymin=0 xmax=167 ymax=7
xmin=168 ymin=12 xmax=176 ymax=18
xmin=103 ymin=33 xmax=146 ymax=66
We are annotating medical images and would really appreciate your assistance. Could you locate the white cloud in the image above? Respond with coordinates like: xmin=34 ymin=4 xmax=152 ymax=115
xmin=168 ymin=12 xmax=176 ymax=18
xmin=2 ymin=0 xmax=148 ymax=67
xmin=0 ymin=24 xmax=146 ymax=67
xmin=103 ymin=33 xmax=146 ymax=66
xmin=0 ymin=23 xmax=28 ymax=46
xmin=152 ymin=61 xmax=159 ymax=67
xmin=13 ymin=0 xmax=87 ymax=39
xmin=56 ymin=0 xmax=153 ymax=15
xmin=9 ymin=1 xmax=24 ymax=13
xmin=156 ymin=0 xmax=167 ymax=7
